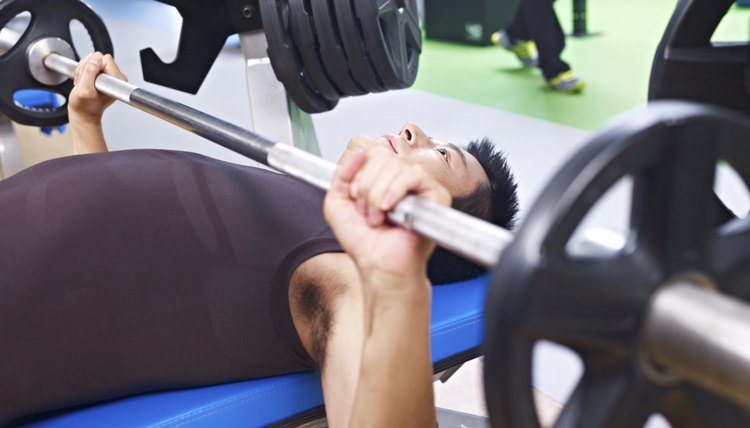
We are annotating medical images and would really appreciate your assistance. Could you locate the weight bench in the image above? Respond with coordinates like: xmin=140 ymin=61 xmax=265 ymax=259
xmin=23 ymin=275 xmax=488 ymax=427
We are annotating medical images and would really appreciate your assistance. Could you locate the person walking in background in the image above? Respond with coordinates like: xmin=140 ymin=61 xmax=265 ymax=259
xmin=491 ymin=0 xmax=585 ymax=93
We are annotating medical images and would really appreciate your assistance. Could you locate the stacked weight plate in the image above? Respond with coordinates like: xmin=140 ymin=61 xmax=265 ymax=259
xmin=259 ymin=0 xmax=422 ymax=114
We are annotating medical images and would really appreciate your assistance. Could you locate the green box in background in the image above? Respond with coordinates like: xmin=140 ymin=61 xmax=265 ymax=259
xmin=423 ymin=0 xmax=519 ymax=45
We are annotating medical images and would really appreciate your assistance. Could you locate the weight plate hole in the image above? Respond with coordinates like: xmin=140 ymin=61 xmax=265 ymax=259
xmin=532 ymin=341 xmax=582 ymax=426
xmin=0 ymin=11 xmax=31 ymax=58
xmin=13 ymin=89 xmax=66 ymax=113
xmin=69 ymin=19 xmax=95 ymax=58
xmin=710 ymin=9 xmax=746 ymax=43
xmin=645 ymin=413 xmax=671 ymax=428
xmin=715 ymin=161 xmax=750 ymax=220
xmin=565 ymin=176 xmax=632 ymax=259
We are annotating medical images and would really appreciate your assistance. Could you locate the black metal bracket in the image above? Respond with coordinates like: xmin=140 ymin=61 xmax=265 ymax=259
xmin=140 ymin=0 xmax=262 ymax=94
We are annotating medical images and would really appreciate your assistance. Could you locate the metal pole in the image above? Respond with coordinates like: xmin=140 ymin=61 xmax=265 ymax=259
xmin=643 ymin=282 xmax=750 ymax=409
xmin=33 ymin=37 xmax=513 ymax=268
xmin=572 ymin=0 xmax=587 ymax=36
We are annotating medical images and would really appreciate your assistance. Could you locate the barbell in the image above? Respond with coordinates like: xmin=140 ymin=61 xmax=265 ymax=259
xmin=1 ymin=1 xmax=750 ymax=426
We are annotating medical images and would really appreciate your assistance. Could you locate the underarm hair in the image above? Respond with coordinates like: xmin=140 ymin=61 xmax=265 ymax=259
xmin=294 ymin=281 xmax=335 ymax=369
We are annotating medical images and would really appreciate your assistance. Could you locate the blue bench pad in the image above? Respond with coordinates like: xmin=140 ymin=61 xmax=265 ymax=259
xmin=28 ymin=276 xmax=489 ymax=427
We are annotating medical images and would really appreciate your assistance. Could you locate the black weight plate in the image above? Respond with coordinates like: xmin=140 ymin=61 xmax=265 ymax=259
xmin=484 ymin=101 xmax=750 ymax=428
xmin=0 ymin=0 xmax=113 ymax=127
xmin=331 ymin=0 xmax=386 ymax=93
xmin=259 ymin=0 xmax=337 ymax=114
xmin=286 ymin=0 xmax=342 ymax=101
xmin=352 ymin=0 xmax=421 ymax=89
xmin=649 ymin=0 xmax=749 ymax=115
xmin=309 ymin=0 xmax=367 ymax=96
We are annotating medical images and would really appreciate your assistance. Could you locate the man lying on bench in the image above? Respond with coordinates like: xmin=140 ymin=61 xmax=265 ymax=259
xmin=0 ymin=53 xmax=519 ymax=427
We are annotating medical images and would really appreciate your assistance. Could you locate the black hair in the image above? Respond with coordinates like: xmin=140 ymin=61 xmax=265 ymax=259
xmin=427 ymin=138 xmax=519 ymax=285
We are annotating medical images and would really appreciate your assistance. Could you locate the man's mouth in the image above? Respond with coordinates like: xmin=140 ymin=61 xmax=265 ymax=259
xmin=382 ymin=135 xmax=398 ymax=154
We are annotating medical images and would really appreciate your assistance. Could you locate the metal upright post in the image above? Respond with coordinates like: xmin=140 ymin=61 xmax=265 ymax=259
xmin=571 ymin=0 xmax=596 ymax=37
xmin=0 ymin=115 xmax=24 ymax=180
xmin=238 ymin=30 xmax=321 ymax=157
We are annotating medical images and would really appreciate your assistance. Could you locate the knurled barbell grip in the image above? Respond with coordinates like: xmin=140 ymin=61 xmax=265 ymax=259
xmin=40 ymin=41 xmax=511 ymax=267
xmin=387 ymin=194 xmax=512 ymax=268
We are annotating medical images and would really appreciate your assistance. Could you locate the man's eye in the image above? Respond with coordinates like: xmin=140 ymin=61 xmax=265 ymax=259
xmin=437 ymin=148 xmax=449 ymax=159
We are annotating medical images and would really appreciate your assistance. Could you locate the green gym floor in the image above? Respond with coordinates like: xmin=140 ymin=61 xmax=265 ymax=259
xmin=415 ymin=0 xmax=750 ymax=131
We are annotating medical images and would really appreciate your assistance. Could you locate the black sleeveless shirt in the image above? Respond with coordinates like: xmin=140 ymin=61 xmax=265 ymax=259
xmin=0 ymin=150 xmax=342 ymax=422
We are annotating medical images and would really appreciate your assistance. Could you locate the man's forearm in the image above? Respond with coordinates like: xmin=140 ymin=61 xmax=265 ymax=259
xmin=350 ymin=273 xmax=435 ymax=427
xmin=70 ymin=115 xmax=109 ymax=154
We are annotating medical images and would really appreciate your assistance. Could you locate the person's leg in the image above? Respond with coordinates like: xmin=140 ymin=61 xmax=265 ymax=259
xmin=517 ymin=0 xmax=569 ymax=80
xmin=512 ymin=0 xmax=584 ymax=91
xmin=492 ymin=0 xmax=539 ymax=67
xmin=504 ymin=0 xmax=531 ymax=40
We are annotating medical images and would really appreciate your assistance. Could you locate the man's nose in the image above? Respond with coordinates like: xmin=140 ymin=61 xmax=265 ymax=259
xmin=399 ymin=123 xmax=431 ymax=148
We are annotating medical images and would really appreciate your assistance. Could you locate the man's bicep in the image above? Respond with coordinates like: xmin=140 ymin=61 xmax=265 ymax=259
xmin=317 ymin=260 xmax=364 ymax=428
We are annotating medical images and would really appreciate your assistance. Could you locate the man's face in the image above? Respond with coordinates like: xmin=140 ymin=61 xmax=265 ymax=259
xmin=373 ymin=123 xmax=489 ymax=198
